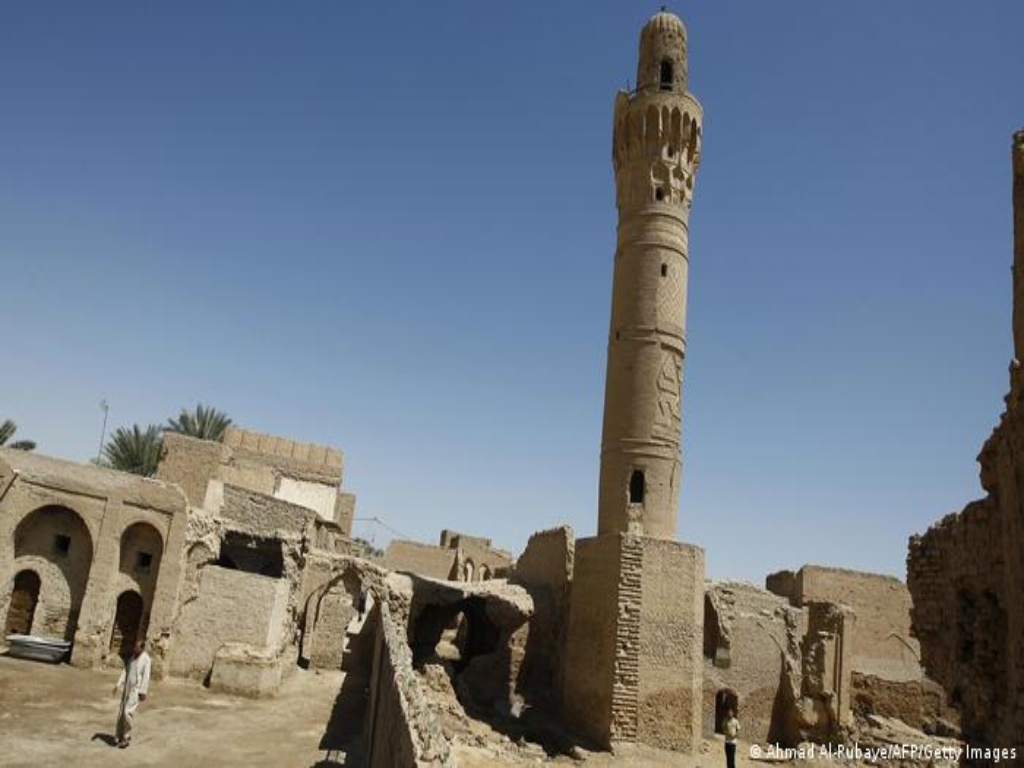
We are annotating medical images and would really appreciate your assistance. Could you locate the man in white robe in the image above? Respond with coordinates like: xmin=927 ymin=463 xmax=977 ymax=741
xmin=112 ymin=639 xmax=152 ymax=748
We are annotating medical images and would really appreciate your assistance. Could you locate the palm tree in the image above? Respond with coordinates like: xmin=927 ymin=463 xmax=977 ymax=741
xmin=0 ymin=419 xmax=35 ymax=451
xmin=166 ymin=404 xmax=232 ymax=442
xmin=103 ymin=424 xmax=163 ymax=477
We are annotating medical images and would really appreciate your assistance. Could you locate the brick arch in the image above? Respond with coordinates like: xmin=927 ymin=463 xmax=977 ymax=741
xmin=113 ymin=521 xmax=164 ymax=645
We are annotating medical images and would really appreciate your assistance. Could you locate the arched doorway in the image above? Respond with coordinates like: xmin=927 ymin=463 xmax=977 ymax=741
xmin=4 ymin=570 xmax=41 ymax=636
xmin=110 ymin=591 xmax=144 ymax=659
xmin=13 ymin=505 xmax=94 ymax=641
xmin=715 ymin=688 xmax=739 ymax=734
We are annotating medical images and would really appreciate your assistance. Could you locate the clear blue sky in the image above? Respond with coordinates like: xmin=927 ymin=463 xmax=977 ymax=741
xmin=2 ymin=2 xmax=1022 ymax=582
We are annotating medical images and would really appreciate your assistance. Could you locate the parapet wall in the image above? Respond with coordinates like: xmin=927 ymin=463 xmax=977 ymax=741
xmin=224 ymin=427 xmax=343 ymax=486
xmin=364 ymin=602 xmax=451 ymax=767
xmin=384 ymin=540 xmax=457 ymax=581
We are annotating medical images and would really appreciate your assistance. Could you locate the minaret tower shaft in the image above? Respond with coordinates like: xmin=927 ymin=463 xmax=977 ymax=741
xmin=563 ymin=12 xmax=706 ymax=751
xmin=598 ymin=11 xmax=703 ymax=539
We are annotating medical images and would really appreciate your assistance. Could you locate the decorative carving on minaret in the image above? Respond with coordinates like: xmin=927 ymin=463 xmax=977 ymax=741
xmin=653 ymin=349 xmax=683 ymax=441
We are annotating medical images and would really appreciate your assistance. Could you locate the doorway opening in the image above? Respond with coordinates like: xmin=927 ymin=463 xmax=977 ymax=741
xmin=110 ymin=590 xmax=145 ymax=658
xmin=4 ymin=570 xmax=41 ymax=636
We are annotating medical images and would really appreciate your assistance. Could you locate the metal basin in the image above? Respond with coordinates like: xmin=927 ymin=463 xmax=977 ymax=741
xmin=5 ymin=634 xmax=72 ymax=663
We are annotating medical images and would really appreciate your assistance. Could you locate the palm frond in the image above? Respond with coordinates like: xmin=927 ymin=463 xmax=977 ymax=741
xmin=166 ymin=403 xmax=232 ymax=442
xmin=102 ymin=424 xmax=163 ymax=477
xmin=0 ymin=419 xmax=34 ymax=451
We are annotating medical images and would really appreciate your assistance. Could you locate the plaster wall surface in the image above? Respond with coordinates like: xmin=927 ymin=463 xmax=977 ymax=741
xmin=155 ymin=432 xmax=225 ymax=508
xmin=275 ymin=477 xmax=337 ymax=521
xmin=334 ymin=492 xmax=356 ymax=536
xmin=385 ymin=541 xmax=457 ymax=581
xmin=169 ymin=565 xmax=289 ymax=678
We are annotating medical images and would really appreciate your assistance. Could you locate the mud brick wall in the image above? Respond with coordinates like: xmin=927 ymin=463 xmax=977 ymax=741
xmin=561 ymin=534 xmax=622 ymax=745
xmin=512 ymin=526 xmax=574 ymax=706
xmin=907 ymin=129 xmax=1024 ymax=752
xmin=156 ymin=432 xmax=226 ymax=507
xmin=562 ymin=534 xmax=703 ymax=752
xmin=787 ymin=566 xmax=921 ymax=682
xmin=384 ymin=540 xmax=457 ymax=580
xmin=364 ymin=602 xmax=451 ymax=767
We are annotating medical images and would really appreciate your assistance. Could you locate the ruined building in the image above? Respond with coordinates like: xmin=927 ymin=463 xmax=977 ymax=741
xmin=4 ymin=12 xmax=999 ymax=768
xmin=561 ymin=10 xmax=706 ymax=752
xmin=0 ymin=449 xmax=189 ymax=668
xmin=704 ymin=566 xmax=954 ymax=746
xmin=0 ymin=425 xmax=367 ymax=697
xmin=908 ymin=130 xmax=1024 ymax=748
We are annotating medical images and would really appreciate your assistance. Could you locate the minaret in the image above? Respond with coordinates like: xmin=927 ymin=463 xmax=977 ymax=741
xmin=598 ymin=10 xmax=703 ymax=540
xmin=563 ymin=11 xmax=705 ymax=753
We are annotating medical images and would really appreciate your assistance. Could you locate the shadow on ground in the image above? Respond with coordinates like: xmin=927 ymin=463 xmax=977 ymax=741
xmin=313 ymin=671 xmax=369 ymax=766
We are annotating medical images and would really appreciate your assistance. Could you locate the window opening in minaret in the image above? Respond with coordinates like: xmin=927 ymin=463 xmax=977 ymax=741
xmin=655 ymin=187 xmax=665 ymax=201
xmin=629 ymin=469 xmax=645 ymax=505
xmin=661 ymin=263 xmax=668 ymax=277
xmin=659 ymin=60 xmax=673 ymax=91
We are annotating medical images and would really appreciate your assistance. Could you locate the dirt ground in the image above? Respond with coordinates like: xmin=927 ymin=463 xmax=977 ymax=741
xmin=0 ymin=655 xmax=362 ymax=767
xmin=0 ymin=653 xmax=856 ymax=768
